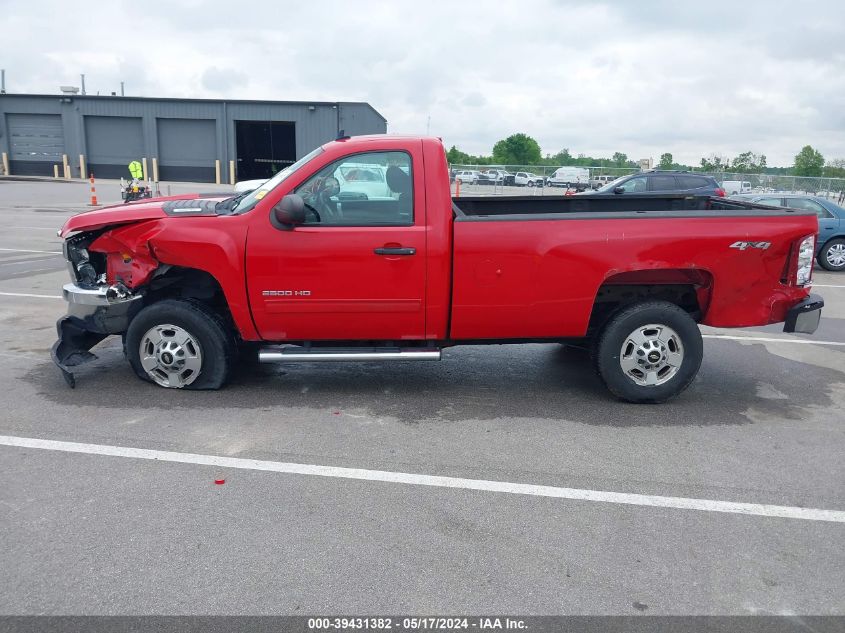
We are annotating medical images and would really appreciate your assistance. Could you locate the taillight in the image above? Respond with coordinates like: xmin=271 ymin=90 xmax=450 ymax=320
xmin=796 ymin=235 xmax=815 ymax=286
xmin=715 ymin=187 xmax=726 ymax=197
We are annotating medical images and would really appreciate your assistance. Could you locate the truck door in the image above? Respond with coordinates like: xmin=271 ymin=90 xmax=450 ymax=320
xmin=246 ymin=150 xmax=427 ymax=341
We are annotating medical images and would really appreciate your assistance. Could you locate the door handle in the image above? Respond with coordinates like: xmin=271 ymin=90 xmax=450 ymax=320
xmin=374 ymin=247 xmax=416 ymax=256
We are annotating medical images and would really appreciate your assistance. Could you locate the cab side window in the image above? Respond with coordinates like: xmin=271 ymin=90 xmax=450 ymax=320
xmin=294 ymin=151 xmax=413 ymax=226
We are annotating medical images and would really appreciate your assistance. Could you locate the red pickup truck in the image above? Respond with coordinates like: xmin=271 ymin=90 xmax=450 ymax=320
xmin=52 ymin=135 xmax=823 ymax=403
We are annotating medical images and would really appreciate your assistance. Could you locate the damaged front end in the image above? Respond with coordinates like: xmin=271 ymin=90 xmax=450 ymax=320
xmin=51 ymin=229 xmax=153 ymax=387
xmin=51 ymin=283 xmax=143 ymax=387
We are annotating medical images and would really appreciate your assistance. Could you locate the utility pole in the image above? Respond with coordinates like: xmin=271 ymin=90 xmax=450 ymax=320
xmin=120 ymin=81 xmax=124 ymax=97
xmin=1 ymin=69 xmax=5 ymax=94
xmin=80 ymin=74 xmax=86 ymax=95
xmin=426 ymin=114 xmax=431 ymax=135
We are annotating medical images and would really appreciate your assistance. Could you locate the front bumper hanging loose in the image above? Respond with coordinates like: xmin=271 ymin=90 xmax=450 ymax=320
xmin=50 ymin=283 xmax=143 ymax=388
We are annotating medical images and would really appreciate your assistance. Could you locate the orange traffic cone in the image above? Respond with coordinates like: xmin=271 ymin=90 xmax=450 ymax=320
xmin=89 ymin=173 xmax=98 ymax=206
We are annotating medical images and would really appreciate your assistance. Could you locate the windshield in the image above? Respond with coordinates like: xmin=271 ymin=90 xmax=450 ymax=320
xmin=596 ymin=175 xmax=631 ymax=193
xmin=231 ymin=146 xmax=325 ymax=214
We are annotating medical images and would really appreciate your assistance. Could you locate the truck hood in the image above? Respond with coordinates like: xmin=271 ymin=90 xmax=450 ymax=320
xmin=59 ymin=194 xmax=228 ymax=237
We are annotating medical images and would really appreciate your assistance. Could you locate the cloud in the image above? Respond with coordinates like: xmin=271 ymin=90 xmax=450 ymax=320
xmin=1 ymin=0 xmax=843 ymax=165
xmin=200 ymin=67 xmax=248 ymax=93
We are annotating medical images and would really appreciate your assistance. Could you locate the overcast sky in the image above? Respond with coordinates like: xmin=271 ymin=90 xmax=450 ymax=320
xmin=2 ymin=0 xmax=843 ymax=166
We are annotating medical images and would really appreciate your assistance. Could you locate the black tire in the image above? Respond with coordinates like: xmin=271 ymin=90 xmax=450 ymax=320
xmin=818 ymin=238 xmax=845 ymax=271
xmin=593 ymin=301 xmax=703 ymax=404
xmin=125 ymin=299 xmax=234 ymax=390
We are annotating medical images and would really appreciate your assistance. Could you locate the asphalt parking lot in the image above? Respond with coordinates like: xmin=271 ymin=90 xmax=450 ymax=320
xmin=0 ymin=178 xmax=843 ymax=615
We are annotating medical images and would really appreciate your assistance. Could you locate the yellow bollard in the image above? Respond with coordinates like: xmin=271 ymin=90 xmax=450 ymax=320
xmin=142 ymin=157 xmax=148 ymax=182
xmin=152 ymin=157 xmax=159 ymax=183
xmin=215 ymin=160 xmax=221 ymax=185
xmin=53 ymin=164 xmax=59 ymax=179
xmin=62 ymin=154 xmax=70 ymax=179
xmin=79 ymin=154 xmax=86 ymax=181
xmin=229 ymin=160 xmax=235 ymax=185
xmin=1 ymin=152 xmax=8 ymax=176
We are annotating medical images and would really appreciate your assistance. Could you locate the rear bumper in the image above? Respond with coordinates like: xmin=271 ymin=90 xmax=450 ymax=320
xmin=50 ymin=283 xmax=143 ymax=387
xmin=783 ymin=293 xmax=824 ymax=334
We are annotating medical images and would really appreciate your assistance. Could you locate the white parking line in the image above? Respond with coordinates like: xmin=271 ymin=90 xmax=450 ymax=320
xmin=0 ymin=291 xmax=62 ymax=299
xmin=0 ymin=256 xmax=62 ymax=267
xmin=0 ymin=248 xmax=62 ymax=254
xmin=703 ymin=334 xmax=845 ymax=346
xmin=1 ymin=435 xmax=843 ymax=523
xmin=3 ymin=226 xmax=60 ymax=231
xmin=812 ymin=284 xmax=845 ymax=288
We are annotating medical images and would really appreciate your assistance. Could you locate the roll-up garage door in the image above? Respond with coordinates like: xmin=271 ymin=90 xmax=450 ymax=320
xmin=6 ymin=114 xmax=65 ymax=176
xmin=157 ymin=118 xmax=216 ymax=182
xmin=85 ymin=116 xmax=144 ymax=179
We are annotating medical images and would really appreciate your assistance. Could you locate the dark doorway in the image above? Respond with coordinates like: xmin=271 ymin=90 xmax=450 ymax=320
xmin=235 ymin=121 xmax=296 ymax=181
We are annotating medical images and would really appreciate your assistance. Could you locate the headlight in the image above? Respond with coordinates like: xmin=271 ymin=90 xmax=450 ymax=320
xmin=65 ymin=235 xmax=97 ymax=286
xmin=796 ymin=235 xmax=815 ymax=286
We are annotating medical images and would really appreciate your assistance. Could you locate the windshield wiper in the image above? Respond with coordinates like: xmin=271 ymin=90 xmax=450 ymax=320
xmin=216 ymin=190 xmax=252 ymax=214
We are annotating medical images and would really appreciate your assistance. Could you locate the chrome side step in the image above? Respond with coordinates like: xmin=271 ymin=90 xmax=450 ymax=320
xmin=258 ymin=346 xmax=442 ymax=363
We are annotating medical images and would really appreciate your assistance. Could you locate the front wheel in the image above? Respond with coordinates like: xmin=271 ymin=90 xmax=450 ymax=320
xmin=126 ymin=299 xmax=234 ymax=389
xmin=819 ymin=239 xmax=845 ymax=271
xmin=593 ymin=301 xmax=703 ymax=403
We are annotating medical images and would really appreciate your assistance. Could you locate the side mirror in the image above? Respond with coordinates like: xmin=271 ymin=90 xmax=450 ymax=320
xmin=271 ymin=194 xmax=306 ymax=228
xmin=613 ymin=186 xmax=625 ymax=194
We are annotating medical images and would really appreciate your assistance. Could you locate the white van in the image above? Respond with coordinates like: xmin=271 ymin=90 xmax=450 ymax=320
xmin=723 ymin=180 xmax=752 ymax=195
xmin=548 ymin=166 xmax=590 ymax=189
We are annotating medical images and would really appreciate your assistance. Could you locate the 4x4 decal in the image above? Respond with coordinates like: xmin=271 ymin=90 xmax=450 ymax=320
xmin=729 ymin=241 xmax=771 ymax=250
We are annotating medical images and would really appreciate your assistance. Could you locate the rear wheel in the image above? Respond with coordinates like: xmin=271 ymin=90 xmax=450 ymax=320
xmin=819 ymin=239 xmax=845 ymax=271
xmin=593 ymin=301 xmax=703 ymax=403
xmin=126 ymin=299 xmax=234 ymax=389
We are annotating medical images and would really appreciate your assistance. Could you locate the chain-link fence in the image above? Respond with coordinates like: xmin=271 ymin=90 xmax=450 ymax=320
xmin=698 ymin=172 xmax=845 ymax=198
xmin=449 ymin=164 xmax=845 ymax=200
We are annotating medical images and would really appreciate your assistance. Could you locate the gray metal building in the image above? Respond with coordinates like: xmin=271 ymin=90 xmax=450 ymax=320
xmin=0 ymin=94 xmax=387 ymax=182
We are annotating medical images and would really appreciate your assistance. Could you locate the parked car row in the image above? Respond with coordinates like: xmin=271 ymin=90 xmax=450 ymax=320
xmin=451 ymin=168 xmax=721 ymax=194
xmin=453 ymin=169 xmax=517 ymax=186
xmin=451 ymin=167 xmax=592 ymax=190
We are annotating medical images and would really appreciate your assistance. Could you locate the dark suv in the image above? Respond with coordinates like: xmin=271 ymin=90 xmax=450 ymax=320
xmin=588 ymin=171 xmax=725 ymax=196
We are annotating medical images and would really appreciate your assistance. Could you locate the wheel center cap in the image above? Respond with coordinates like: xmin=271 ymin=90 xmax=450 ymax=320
xmin=161 ymin=351 xmax=174 ymax=365
xmin=648 ymin=351 xmax=661 ymax=363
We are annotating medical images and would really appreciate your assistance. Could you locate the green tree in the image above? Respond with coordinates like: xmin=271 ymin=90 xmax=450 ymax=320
xmin=700 ymin=154 xmax=727 ymax=172
xmin=492 ymin=133 xmax=542 ymax=165
xmin=553 ymin=148 xmax=573 ymax=164
xmin=793 ymin=145 xmax=824 ymax=177
xmin=730 ymin=151 xmax=767 ymax=174
xmin=823 ymin=158 xmax=845 ymax=179
xmin=612 ymin=152 xmax=628 ymax=167
xmin=446 ymin=145 xmax=471 ymax=165
xmin=658 ymin=153 xmax=673 ymax=170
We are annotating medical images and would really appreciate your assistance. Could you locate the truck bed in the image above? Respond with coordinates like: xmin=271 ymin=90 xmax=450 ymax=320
xmin=448 ymin=193 xmax=817 ymax=340
xmin=452 ymin=194 xmax=790 ymax=219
